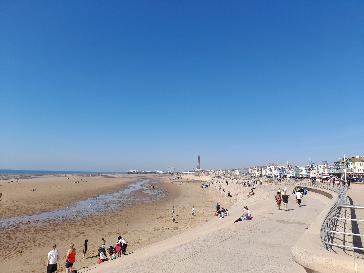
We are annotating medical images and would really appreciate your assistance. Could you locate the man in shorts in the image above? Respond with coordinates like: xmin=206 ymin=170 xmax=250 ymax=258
xmin=47 ymin=244 xmax=58 ymax=273
xmin=282 ymin=189 xmax=289 ymax=211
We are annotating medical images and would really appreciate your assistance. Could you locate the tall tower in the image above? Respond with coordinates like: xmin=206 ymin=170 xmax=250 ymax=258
xmin=197 ymin=155 xmax=201 ymax=170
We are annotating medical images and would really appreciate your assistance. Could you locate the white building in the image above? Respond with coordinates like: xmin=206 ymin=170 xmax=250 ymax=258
xmin=248 ymin=166 xmax=262 ymax=177
xmin=298 ymin=166 xmax=310 ymax=178
xmin=350 ymin=156 xmax=364 ymax=176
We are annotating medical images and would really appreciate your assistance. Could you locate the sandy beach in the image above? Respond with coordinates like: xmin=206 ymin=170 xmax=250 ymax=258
xmin=0 ymin=174 xmax=233 ymax=273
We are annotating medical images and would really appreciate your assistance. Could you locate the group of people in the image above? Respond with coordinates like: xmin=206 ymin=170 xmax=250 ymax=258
xmin=274 ymin=187 xmax=306 ymax=210
xmin=46 ymin=236 xmax=128 ymax=273
xmin=215 ymin=202 xmax=229 ymax=219
xmin=47 ymin=243 xmax=76 ymax=273
xmin=97 ymin=236 xmax=128 ymax=264
xmin=209 ymin=176 xmax=259 ymax=199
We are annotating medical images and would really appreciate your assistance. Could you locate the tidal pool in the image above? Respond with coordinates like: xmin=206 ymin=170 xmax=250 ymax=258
xmin=0 ymin=179 xmax=165 ymax=229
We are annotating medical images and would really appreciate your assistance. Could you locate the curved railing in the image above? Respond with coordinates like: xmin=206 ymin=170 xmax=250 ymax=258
xmin=267 ymin=178 xmax=363 ymax=254
xmin=291 ymin=180 xmax=364 ymax=273
xmin=319 ymin=185 xmax=350 ymax=250
xmin=302 ymin=181 xmax=364 ymax=253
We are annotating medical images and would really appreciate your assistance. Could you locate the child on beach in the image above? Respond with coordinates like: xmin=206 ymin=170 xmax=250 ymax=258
xmin=107 ymin=246 xmax=116 ymax=260
xmin=275 ymin=190 xmax=282 ymax=210
xmin=98 ymin=247 xmax=108 ymax=263
xmin=192 ymin=206 xmax=196 ymax=216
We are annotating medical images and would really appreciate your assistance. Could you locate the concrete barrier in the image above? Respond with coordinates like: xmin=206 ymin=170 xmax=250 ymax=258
xmin=291 ymin=186 xmax=364 ymax=273
xmin=305 ymin=187 xmax=334 ymax=199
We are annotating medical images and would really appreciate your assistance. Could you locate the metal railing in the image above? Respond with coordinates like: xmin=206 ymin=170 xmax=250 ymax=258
xmin=318 ymin=183 xmax=364 ymax=255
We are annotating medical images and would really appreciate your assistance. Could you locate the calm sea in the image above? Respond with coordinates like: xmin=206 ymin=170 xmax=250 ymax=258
xmin=0 ymin=169 xmax=119 ymax=175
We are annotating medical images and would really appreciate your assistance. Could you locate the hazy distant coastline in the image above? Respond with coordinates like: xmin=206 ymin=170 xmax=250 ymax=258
xmin=0 ymin=169 xmax=121 ymax=176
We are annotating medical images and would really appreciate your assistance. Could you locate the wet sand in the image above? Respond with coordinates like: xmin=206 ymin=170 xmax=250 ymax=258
xmin=0 ymin=174 xmax=141 ymax=218
xmin=0 ymin=174 xmax=232 ymax=273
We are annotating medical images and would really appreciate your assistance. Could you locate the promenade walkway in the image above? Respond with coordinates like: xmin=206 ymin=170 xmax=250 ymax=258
xmin=347 ymin=183 xmax=364 ymax=224
xmin=345 ymin=183 xmax=364 ymax=256
xmin=82 ymin=186 xmax=326 ymax=273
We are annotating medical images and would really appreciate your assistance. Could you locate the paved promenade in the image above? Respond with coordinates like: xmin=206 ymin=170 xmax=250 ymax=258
xmin=328 ymin=183 xmax=364 ymax=258
xmin=347 ymin=183 xmax=364 ymax=255
xmin=347 ymin=183 xmax=364 ymax=219
xmin=82 ymin=186 xmax=327 ymax=273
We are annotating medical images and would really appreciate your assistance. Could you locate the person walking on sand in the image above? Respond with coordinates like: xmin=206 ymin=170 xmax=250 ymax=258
xmin=192 ymin=205 xmax=196 ymax=216
xmin=47 ymin=244 xmax=58 ymax=273
xmin=65 ymin=244 xmax=76 ymax=273
xmin=275 ymin=190 xmax=282 ymax=210
xmin=282 ymin=189 xmax=289 ymax=211
xmin=82 ymin=239 xmax=88 ymax=259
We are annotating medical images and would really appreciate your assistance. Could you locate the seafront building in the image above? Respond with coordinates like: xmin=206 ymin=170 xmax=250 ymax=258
xmin=247 ymin=155 xmax=364 ymax=181
xmin=126 ymin=155 xmax=364 ymax=182
xmin=351 ymin=156 xmax=364 ymax=174
xmin=338 ymin=156 xmax=364 ymax=180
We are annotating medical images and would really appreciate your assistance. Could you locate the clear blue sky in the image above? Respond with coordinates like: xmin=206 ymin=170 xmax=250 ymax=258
xmin=0 ymin=0 xmax=363 ymax=171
